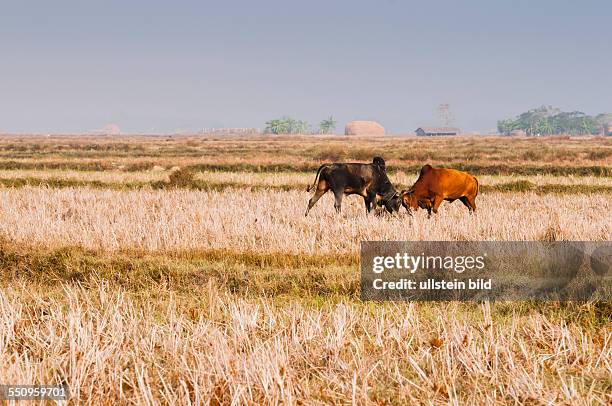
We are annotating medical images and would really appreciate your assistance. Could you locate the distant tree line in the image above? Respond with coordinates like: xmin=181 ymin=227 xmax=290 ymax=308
xmin=498 ymin=106 xmax=612 ymax=136
xmin=264 ymin=116 xmax=336 ymax=135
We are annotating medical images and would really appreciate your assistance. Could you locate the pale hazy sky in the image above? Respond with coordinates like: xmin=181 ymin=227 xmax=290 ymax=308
xmin=1 ymin=0 xmax=610 ymax=134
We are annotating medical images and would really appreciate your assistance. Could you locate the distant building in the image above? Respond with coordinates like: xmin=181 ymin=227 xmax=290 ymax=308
xmin=606 ymin=122 xmax=612 ymax=136
xmin=201 ymin=128 xmax=261 ymax=135
xmin=415 ymin=127 xmax=460 ymax=136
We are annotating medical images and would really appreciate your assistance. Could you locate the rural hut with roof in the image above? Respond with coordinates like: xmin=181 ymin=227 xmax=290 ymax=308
xmin=415 ymin=127 xmax=461 ymax=136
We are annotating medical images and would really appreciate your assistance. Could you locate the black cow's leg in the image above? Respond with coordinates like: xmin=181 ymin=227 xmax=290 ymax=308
xmin=364 ymin=197 xmax=371 ymax=214
xmin=333 ymin=189 xmax=344 ymax=213
xmin=364 ymin=191 xmax=376 ymax=214
xmin=305 ymin=182 xmax=328 ymax=216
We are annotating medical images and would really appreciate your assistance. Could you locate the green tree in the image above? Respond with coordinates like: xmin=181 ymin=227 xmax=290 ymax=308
xmin=292 ymin=120 xmax=309 ymax=134
xmin=319 ymin=116 xmax=337 ymax=134
xmin=580 ymin=116 xmax=598 ymax=135
xmin=595 ymin=113 xmax=612 ymax=135
xmin=264 ymin=117 xmax=310 ymax=134
xmin=514 ymin=106 xmax=558 ymax=135
xmin=264 ymin=119 xmax=288 ymax=134
xmin=498 ymin=106 xmax=605 ymax=136
xmin=497 ymin=119 xmax=518 ymax=135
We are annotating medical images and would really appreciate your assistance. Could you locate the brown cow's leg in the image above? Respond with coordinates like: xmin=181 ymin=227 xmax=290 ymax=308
xmin=418 ymin=199 xmax=433 ymax=218
xmin=425 ymin=201 xmax=433 ymax=218
xmin=467 ymin=196 xmax=477 ymax=213
xmin=431 ymin=195 xmax=443 ymax=214
xmin=305 ymin=181 xmax=328 ymax=216
xmin=459 ymin=196 xmax=472 ymax=213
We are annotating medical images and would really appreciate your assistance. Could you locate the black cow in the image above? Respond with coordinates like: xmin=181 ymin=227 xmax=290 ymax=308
xmin=305 ymin=157 xmax=400 ymax=216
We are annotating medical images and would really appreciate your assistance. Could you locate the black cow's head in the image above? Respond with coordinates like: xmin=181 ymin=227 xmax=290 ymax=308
xmin=387 ymin=193 xmax=402 ymax=213
xmin=378 ymin=191 xmax=402 ymax=213
xmin=372 ymin=156 xmax=386 ymax=172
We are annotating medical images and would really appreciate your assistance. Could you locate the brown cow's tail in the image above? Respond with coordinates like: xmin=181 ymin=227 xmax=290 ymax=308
xmin=307 ymin=164 xmax=328 ymax=192
xmin=474 ymin=176 xmax=479 ymax=196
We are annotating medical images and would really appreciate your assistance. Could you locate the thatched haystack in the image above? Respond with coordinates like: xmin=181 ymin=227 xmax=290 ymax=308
xmin=345 ymin=120 xmax=385 ymax=136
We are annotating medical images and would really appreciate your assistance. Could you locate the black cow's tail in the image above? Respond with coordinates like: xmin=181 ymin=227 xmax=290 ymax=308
xmin=307 ymin=164 xmax=328 ymax=192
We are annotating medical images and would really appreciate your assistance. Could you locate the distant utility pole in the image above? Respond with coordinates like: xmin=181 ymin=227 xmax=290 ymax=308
xmin=438 ymin=103 xmax=454 ymax=126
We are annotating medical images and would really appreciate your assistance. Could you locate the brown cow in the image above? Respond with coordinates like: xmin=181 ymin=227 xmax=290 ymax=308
xmin=400 ymin=165 xmax=478 ymax=217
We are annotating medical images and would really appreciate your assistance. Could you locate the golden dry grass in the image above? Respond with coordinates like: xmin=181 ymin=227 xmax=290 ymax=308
xmin=1 ymin=281 xmax=610 ymax=405
xmin=0 ymin=135 xmax=610 ymax=175
xmin=6 ymin=169 xmax=611 ymax=187
xmin=0 ymin=187 xmax=609 ymax=254
xmin=0 ymin=135 xmax=610 ymax=404
xmin=1 ymin=170 xmax=612 ymax=196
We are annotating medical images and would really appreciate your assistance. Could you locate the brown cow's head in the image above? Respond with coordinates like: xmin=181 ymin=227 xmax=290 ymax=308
xmin=400 ymin=190 xmax=418 ymax=214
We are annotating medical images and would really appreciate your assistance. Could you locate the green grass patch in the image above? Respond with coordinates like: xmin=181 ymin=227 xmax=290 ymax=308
xmin=0 ymin=242 xmax=359 ymax=299
xmin=0 ymin=177 xmax=148 ymax=190
xmin=0 ymin=242 xmax=609 ymax=327
xmin=0 ymin=159 xmax=610 ymax=176
xmin=1 ymin=173 xmax=611 ymax=195
xmin=187 ymin=163 xmax=612 ymax=177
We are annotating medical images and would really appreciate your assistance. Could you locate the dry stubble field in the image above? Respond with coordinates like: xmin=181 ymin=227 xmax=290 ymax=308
xmin=0 ymin=134 xmax=610 ymax=405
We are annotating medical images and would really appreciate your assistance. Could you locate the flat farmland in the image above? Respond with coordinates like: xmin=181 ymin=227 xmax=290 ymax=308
xmin=0 ymin=135 xmax=610 ymax=404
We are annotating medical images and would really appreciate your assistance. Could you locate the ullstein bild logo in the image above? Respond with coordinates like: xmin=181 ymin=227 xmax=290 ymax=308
xmin=360 ymin=241 xmax=611 ymax=301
